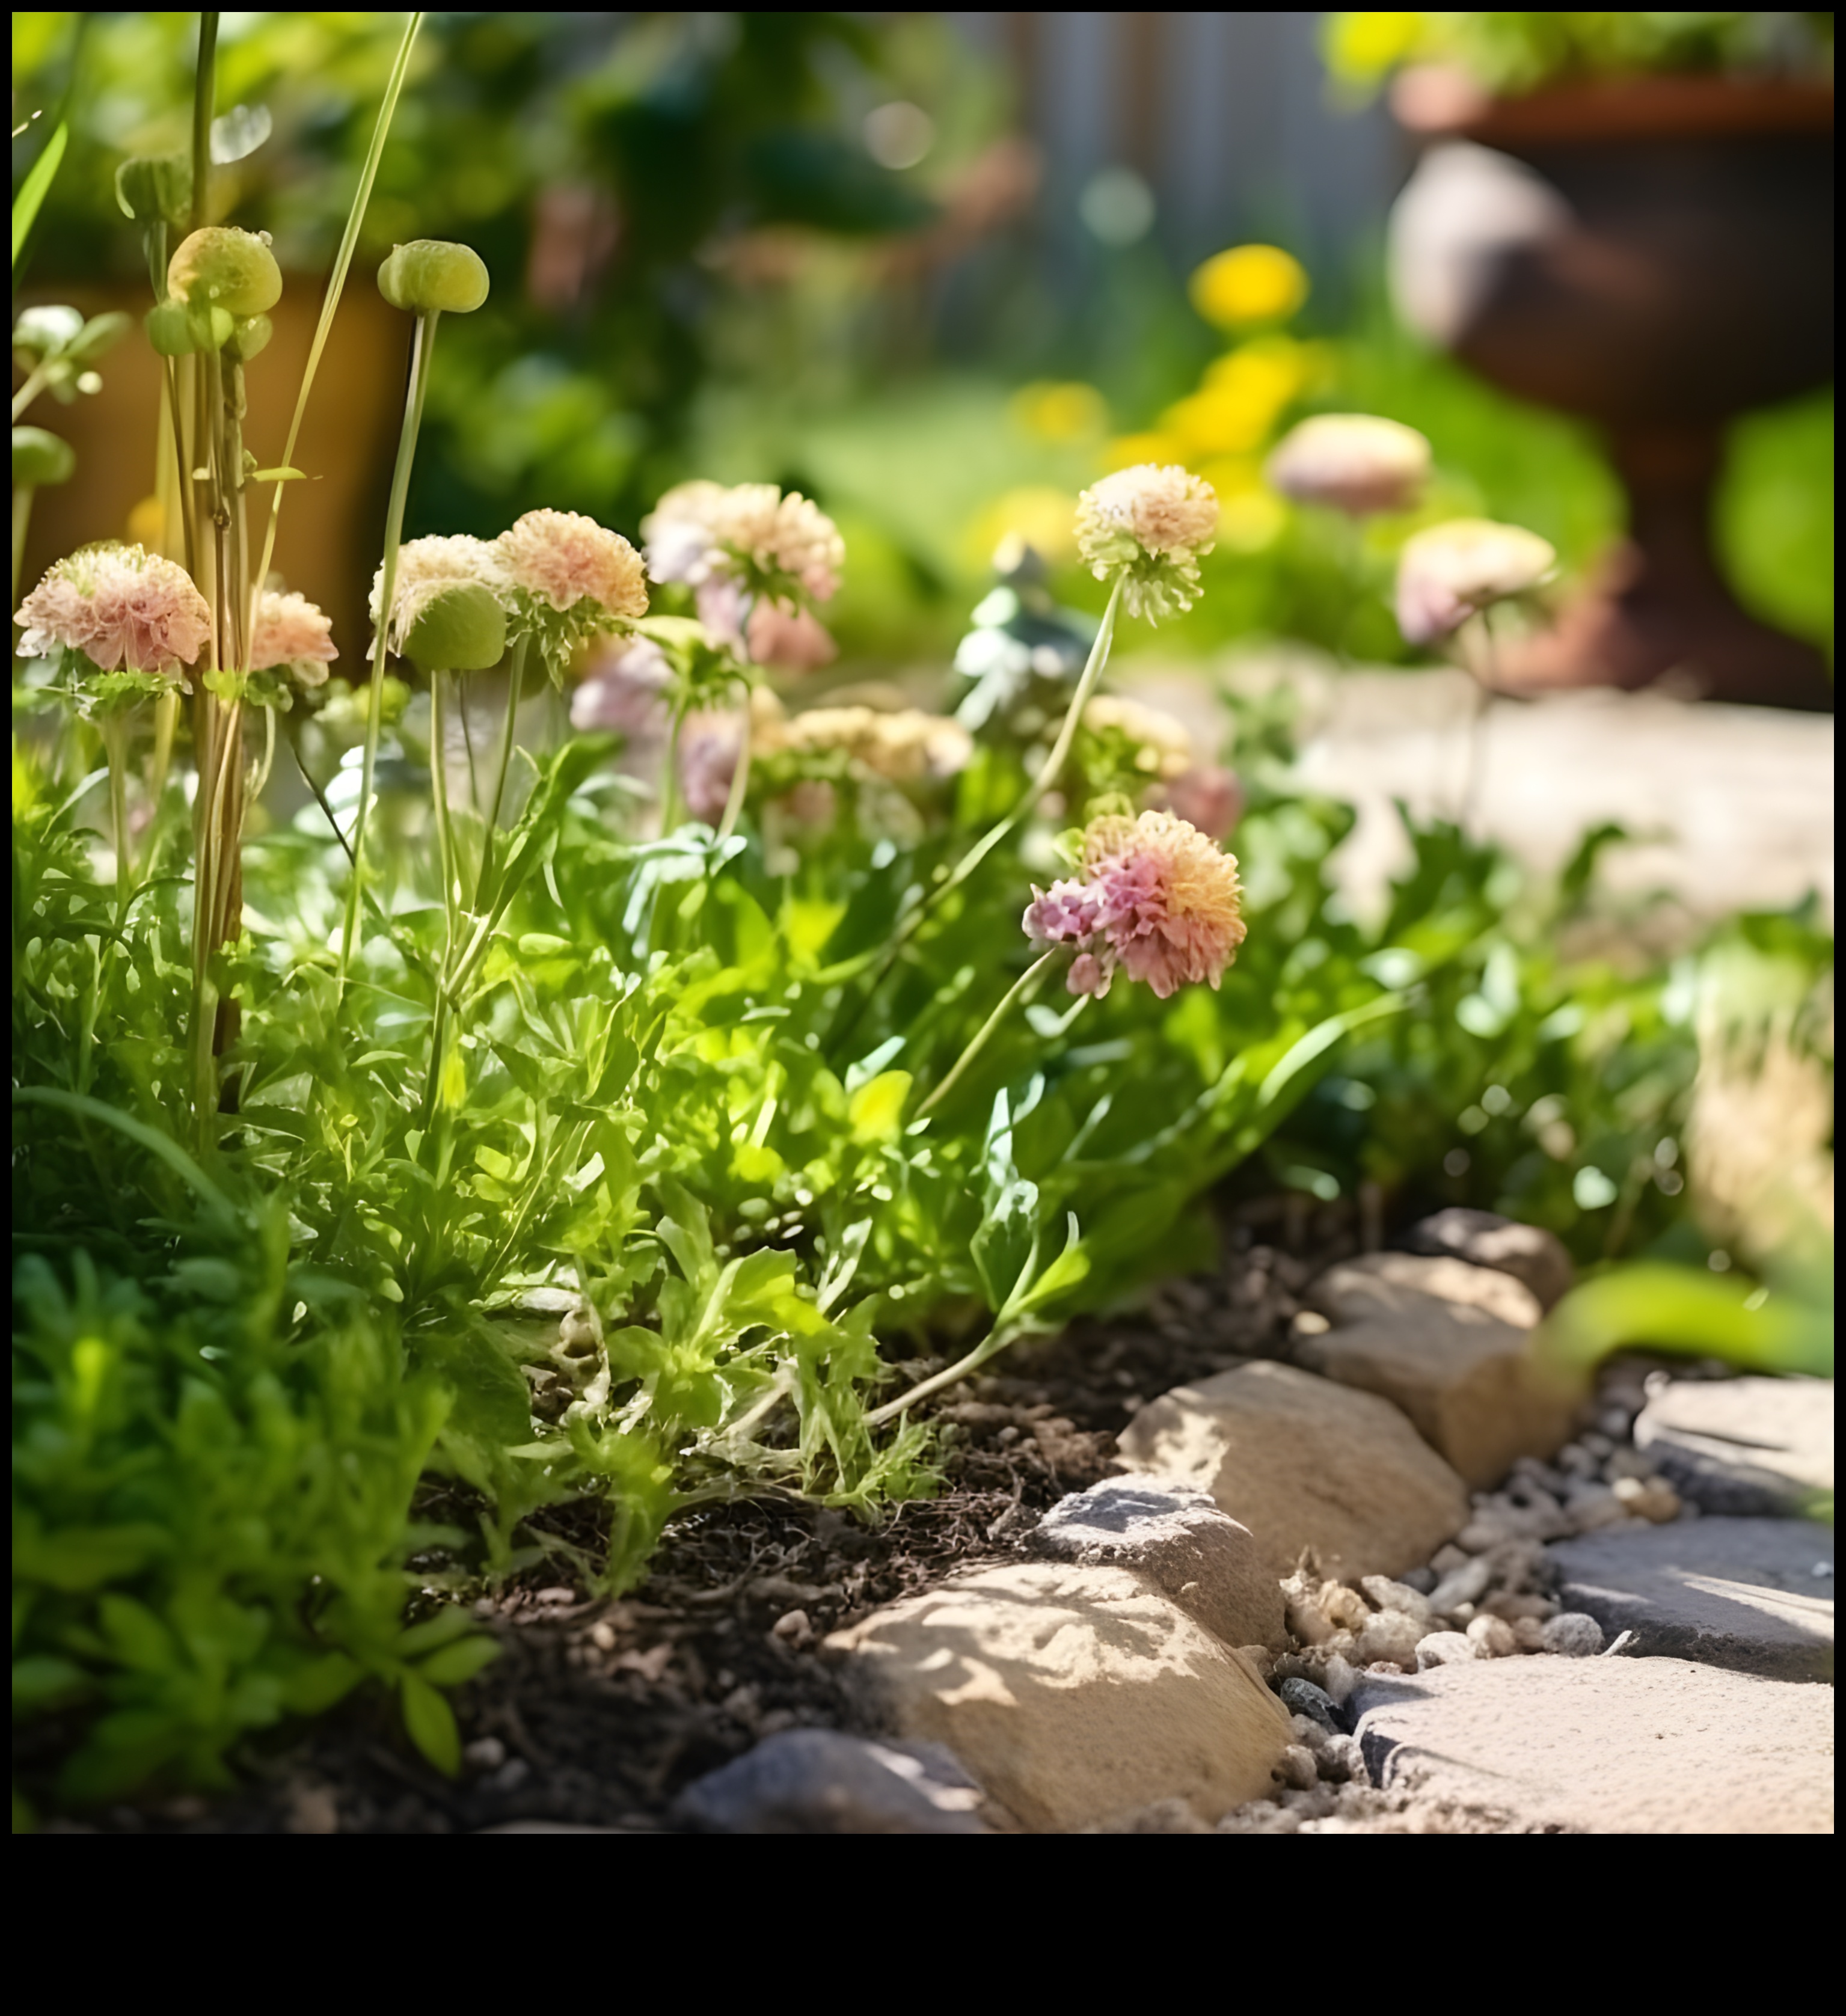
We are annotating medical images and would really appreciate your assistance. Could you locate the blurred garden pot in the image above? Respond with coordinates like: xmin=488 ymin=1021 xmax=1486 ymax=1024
xmin=16 ymin=281 xmax=401 ymax=665
xmin=1389 ymin=68 xmax=1833 ymax=711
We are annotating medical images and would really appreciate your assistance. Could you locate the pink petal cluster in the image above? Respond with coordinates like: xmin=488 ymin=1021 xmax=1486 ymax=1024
xmin=569 ymin=636 xmax=671 ymax=736
xmin=248 ymin=589 xmax=338 ymax=685
xmin=14 ymin=543 xmax=212 ymax=675
xmin=1156 ymin=763 xmax=1245 ymax=841
xmin=1266 ymin=414 xmax=1430 ymax=516
xmin=642 ymin=480 xmax=844 ymax=602
xmin=1024 ymin=808 xmax=1246 ymax=1000
xmin=497 ymin=509 xmax=649 ymax=620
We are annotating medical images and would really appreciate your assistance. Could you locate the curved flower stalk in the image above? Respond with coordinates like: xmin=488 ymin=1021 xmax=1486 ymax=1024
xmin=14 ymin=542 xmax=212 ymax=918
xmin=1074 ymin=463 xmax=1218 ymax=622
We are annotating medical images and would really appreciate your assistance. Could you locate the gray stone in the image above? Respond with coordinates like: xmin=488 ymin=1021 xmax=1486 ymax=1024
xmin=1117 ymin=1361 xmax=1469 ymax=1580
xmin=1634 ymin=1377 xmax=1833 ymax=1518
xmin=1548 ymin=1516 xmax=1834 ymax=1682
xmin=1028 ymin=1477 xmax=1287 ymax=1652
xmin=1541 ymin=1612 xmax=1605 ymax=1657
xmin=671 ymin=1729 xmax=989 ymax=1834
xmin=1415 ymin=1630 xmax=1478 ymax=1670
xmin=1399 ymin=1210 xmax=1576 ymax=1310
xmin=1278 ymin=1677 xmax=1339 ymax=1732
xmin=1349 ymin=1655 xmax=1834 ymax=1833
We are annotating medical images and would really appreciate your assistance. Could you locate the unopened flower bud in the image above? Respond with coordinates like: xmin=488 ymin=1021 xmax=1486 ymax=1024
xmin=377 ymin=240 xmax=490 ymax=316
xmin=400 ymin=580 xmax=507 ymax=673
xmin=230 ymin=313 xmax=273 ymax=361
xmin=13 ymin=426 xmax=76 ymax=488
xmin=144 ymin=302 xmax=198 ymax=357
xmin=167 ymin=226 xmax=283 ymax=318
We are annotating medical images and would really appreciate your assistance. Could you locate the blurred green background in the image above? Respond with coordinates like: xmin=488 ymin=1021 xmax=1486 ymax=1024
xmin=13 ymin=10 xmax=1833 ymax=669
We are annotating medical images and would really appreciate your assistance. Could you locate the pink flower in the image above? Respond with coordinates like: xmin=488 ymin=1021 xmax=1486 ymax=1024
xmin=1022 ymin=809 xmax=1246 ymax=999
xmin=497 ymin=509 xmax=649 ymax=621
xmin=1394 ymin=518 xmax=1556 ymax=648
xmin=1157 ymin=764 xmax=1244 ymax=841
xmin=746 ymin=598 xmax=836 ymax=670
xmin=679 ymin=710 xmax=744 ymax=825
xmin=642 ymin=481 xmax=844 ymax=604
xmin=570 ymin=637 xmax=670 ymax=736
xmin=1266 ymin=414 xmax=1430 ymax=516
xmin=15 ymin=543 xmax=212 ymax=675
xmin=248 ymin=589 xmax=338 ymax=687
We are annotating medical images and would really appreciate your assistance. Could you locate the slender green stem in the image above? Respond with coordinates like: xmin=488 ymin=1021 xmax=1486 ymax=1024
xmin=248 ymin=696 xmax=277 ymax=801
xmin=101 ymin=711 xmax=132 ymax=928
xmin=248 ymin=11 xmax=423 ymax=627
xmin=339 ymin=308 xmax=439 ymax=987
xmin=429 ymin=669 xmax=459 ymax=950
xmin=190 ymin=13 xmax=218 ymax=233
xmin=715 ymin=683 xmax=752 ymax=841
xmin=474 ymin=632 xmax=527 ymax=913
xmin=838 ymin=580 xmax=1120 ymax=1047
xmin=915 ymin=949 xmax=1059 ymax=1120
xmin=148 ymin=685 xmax=180 ymax=835
xmin=865 ymin=1323 xmax=1016 ymax=1427
xmin=660 ymin=707 xmax=685 ymax=833
xmin=11 ymin=484 xmax=31 ymax=614
xmin=284 ymin=715 xmax=355 ymax=865
xmin=10 ymin=365 xmax=55 ymax=423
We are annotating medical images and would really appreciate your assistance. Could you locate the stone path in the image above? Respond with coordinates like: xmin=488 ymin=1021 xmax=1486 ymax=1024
xmin=670 ymin=1211 xmax=1835 ymax=1833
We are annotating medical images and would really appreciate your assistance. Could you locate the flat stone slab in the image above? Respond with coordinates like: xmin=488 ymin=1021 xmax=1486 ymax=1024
xmin=1349 ymin=1656 xmax=1834 ymax=1833
xmin=1400 ymin=1209 xmax=1575 ymax=1311
xmin=671 ymin=1729 xmax=988 ymax=1834
xmin=1635 ymin=1377 xmax=1833 ymax=1518
xmin=1548 ymin=1516 xmax=1834 ymax=1682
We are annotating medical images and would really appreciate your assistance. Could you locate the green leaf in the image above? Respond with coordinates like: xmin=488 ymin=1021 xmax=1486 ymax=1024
xmin=416 ymin=1635 xmax=501 ymax=1688
xmin=12 ymin=122 xmax=67 ymax=273
xmin=399 ymin=1671 xmax=461 ymax=1778
xmin=395 ymin=1606 xmax=477 ymax=1659
xmin=11 ymin=1655 xmax=91 ymax=1712
xmin=848 ymin=1070 xmax=912 ymax=1145
xmin=14 ymin=1522 xmax=165 ymax=1592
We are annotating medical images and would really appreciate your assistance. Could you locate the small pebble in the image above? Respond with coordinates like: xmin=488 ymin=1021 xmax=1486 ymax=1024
xmin=1428 ymin=1555 xmax=1492 ymax=1616
xmin=1814 ymin=1561 xmax=1833 ymax=1580
xmin=1612 ymin=1474 xmax=1682 ymax=1524
xmin=1398 ymin=1565 xmax=1438 ymax=1595
xmin=464 ymin=1736 xmax=507 ymax=1771
xmin=770 ymin=1608 xmax=813 ymax=1646
xmin=1414 ymin=1630 xmax=1477 ymax=1670
xmin=1321 ymin=1652 xmax=1359 ymax=1706
xmin=1429 ymin=1543 xmax=1470 ymax=1575
xmin=1355 ymin=1607 xmax=1424 ymax=1669
xmin=488 ymin=1757 xmax=531 ymax=1793
xmin=1278 ymin=1677 xmax=1339 ymax=1733
xmin=1541 ymin=1611 xmax=1605 ymax=1658
xmin=1511 ymin=1616 xmax=1548 ymax=1652
xmin=1465 ymin=1613 xmax=1518 ymax=1658
xmin=1274 ymin=1744 xmax=1320 ymax=1792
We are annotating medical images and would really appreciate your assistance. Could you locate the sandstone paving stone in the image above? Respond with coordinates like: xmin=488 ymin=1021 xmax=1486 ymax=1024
xmin=822 ymin=1561 xmax=1292 ymax=1833
xmin=670 ymin=1727 xmax=989 ymax=1834
xmin=1348 ymin=1654 xmax=1835 ymax=1833
xmin=1291 ymin=1285 xmax=1583 ymax=1489
xmin=1310 ymin=1252 xmax=1544 ymax=1329
xmin=1634 ymin=1377 xmax=1833 ymax=1518
xmin=1027 ymin=1477 xmax=1287 ymax=1651
xmin=1548 ymin=1516 xmax=1834 ymax=1682
xmin=1400 ymin=1209 xmax=1575 ymax=1310
xmin=1117 ymin=1361 xmax=1469 ymax=1579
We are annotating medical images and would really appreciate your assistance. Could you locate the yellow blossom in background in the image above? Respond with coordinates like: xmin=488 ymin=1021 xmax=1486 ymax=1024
xmin=1194 ymin=456 xmax=1289 ymax=553
xmin=1102 ymin=430 xmax=1182 ymax=473
xmin=964 ymin=485 xmax=1079 ymax=569
xmin=1323 ymin=12 xmax=1428 ymax=89
xmin=1010 ymin=380 xmax=1111 ymax=444
xmin=126 ymin=495 xmax=165 ymax=551
xmin=1189 ymin=244 xmax=1310 ymax=331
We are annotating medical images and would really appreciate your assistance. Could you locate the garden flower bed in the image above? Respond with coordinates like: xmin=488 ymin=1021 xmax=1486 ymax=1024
xmin=14 ymin=13 xmax=1832 ymax=1834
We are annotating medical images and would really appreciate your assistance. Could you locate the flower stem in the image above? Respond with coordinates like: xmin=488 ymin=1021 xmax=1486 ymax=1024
xmin=101 ymin=711 xmax=133 ymax=927
xmin=474 ymin=632 xmax=527 ymax=913
xmin=11 ymin=484 xmax=32 ymax=619
xmin=865 ymin=1323 xmax=1017 ymax=1427
xmin=190 ymin=13 xmax=218 ymax=233
xmin=914 ymin=949 xmax=1060 ymax=1120
xmin=715 ymin=685 xmax=753 ymax=842
xmin=339 ymin=308 xmax=440 ymax=990
xmin=429 ymin=669 xmax=460 ymax=951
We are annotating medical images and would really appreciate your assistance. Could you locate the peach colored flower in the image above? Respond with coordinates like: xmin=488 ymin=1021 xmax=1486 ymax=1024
xmin=1266 ymin=414 xmax=1430 ymax=516
xmin=370 ymin=534 xmax=507 ymax=653
xmin=746 ymin=598 xmax=837 ymax=670
xmin=248 ymin=589 xmax=338 ymax=687
xmin=497 ymin=509 xmax=648 ymax=621
xmin=1395 ymin=518 xmax=1556 ymax=648
xmin=1024 ymin=807 xmax=1245 ymax=999
xmin=1156 ymin=763 xmax=1244 ymax=841
xmin=1075 ymin=464 xmax=1218 ymax=620
xmin=642 ymin=480 xmax=844 ymax=603
xmin=14 ymin=542 xmax=212 ymax=675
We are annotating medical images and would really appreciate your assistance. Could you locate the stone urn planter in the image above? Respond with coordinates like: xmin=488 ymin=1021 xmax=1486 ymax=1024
xmin=1388 ymin=68 xmax=1833 ymax=711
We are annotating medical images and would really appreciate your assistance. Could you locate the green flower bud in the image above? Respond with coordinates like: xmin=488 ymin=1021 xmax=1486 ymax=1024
xmin=230 ymin=313 xmax=273 ymax=361
xmin=13 ymin=426 xmax=76 ymax=488
xmin=401 ymin=581 xmax=507 ymax=673
xmin=115 ymin=152 xmax=193 ymax=227
xmin=377 ymin=241 xmax=490 ymax=316
xmin=144 ymin=302 xmax=199 ymax=357
xmin=167 ymin=226 xmax=283 ymax=318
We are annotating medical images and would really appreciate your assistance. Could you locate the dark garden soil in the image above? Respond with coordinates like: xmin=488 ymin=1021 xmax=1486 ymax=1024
xmin=32 ymin=1193 xmax=1363 ymax=1834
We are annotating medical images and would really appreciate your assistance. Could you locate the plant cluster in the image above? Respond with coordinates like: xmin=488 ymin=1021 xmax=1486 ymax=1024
xmin=12 ymin=14 xmax=1827 ymax=1819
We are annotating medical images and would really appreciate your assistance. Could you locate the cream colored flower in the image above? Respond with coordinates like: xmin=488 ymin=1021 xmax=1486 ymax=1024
xmin=14 ymin=543 xmax=212 ymax=675
xmin=248 ymin=589 xmax=338 ymax=688
xmin=1074 ymin=464 xmax=1218 ymax=620
xmin=1394 ymin=518 xmax=1556 ymax=646
xmin=497 ymin=509 xmax=648 ymax=621
xmin=370 ymin=534 xmax=507 ymax=652
xmin=1082 ymin=694 xmax=1194 ymax=779
xmin=773 ymin=703 xmax=972 ymax=784
xmin=1266 ymin=413 xmax=1430 ymax=515
xmin=643 ymin=480 xmax=844 ymax=603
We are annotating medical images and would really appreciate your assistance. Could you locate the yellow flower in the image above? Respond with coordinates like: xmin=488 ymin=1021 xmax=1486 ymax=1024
xmin=1010 ymin=381 xmax=1109 ymax=443
xmin=1102 ymin=430 xmax=1182 ymax=474
xmin=1323 ymin=11 xmax=1427 ymax=87
xmin=965 ymin=485 xmax=1078 ymax=569
xmin=1189 ymin=244 xmax=1310 ymax=331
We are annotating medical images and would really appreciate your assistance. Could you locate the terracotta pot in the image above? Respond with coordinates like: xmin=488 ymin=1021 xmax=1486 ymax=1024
xmin=1388 ymin=69 xmax=1833 ymax=709
xmin=14 ymin=281 xmax=405 ymax=670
